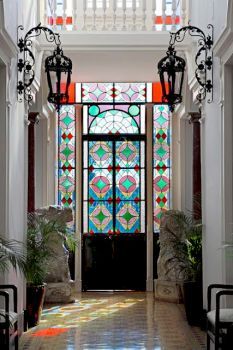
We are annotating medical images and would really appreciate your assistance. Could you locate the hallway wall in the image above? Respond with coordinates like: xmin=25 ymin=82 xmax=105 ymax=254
xmin=189 ymin=0 xmax=232 ymax=304
xmin=0 ymin=0 xmax=42 ymax=331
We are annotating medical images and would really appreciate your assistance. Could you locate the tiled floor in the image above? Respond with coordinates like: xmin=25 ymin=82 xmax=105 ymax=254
xmin=19 ymin=292 xmax=206 ymax=350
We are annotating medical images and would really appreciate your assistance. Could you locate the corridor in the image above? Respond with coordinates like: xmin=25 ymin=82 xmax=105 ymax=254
xmin=19 ymin=292 xmax=206 ymax=350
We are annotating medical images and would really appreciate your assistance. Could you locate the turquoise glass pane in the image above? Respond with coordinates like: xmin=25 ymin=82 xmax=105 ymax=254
xmin=116 ymin=169 xmax=140 ymax=200
xmin=153 ymin=105 xmax=171 ymax=232
xmin=115 ymin=141 xmax=140 ymax=168
xmin=89 ymin=141 xmax=113 ymax=169
xmin=89 ymin=169 xmax=113 ymax=201
xmin=58 ymin=169 xmax=76 ymax=209
xmin=116 ymin=201 xmax=140 ymax=234
xmin=89 ymin=201 xmax=113 ymax=234
xmin=58 ymin=105 xmax=76 ymax=223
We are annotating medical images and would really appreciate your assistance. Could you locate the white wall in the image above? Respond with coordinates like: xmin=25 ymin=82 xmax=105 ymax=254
xmin=189 ymin=0 xmax=230 ymax=304
xmin=0 ymin=0 xmax=40 ymax=330
xmin=66 ymin=50 xmax=165 ymax=83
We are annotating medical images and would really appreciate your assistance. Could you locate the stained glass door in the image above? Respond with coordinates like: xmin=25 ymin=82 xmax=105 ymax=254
xmin=82 ymin=101 xmax=146 ymax=290
xmin=83 ymin=137 xmax=146 ymax=290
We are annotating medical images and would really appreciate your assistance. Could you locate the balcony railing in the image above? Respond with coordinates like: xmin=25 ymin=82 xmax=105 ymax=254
xmin=39 ymin=0 xmax=188 ymax=32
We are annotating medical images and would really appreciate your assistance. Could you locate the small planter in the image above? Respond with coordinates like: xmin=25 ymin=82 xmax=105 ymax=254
xmin=26 ymin=283 xmax=46 ymax=328
xmin=183 ymin=281 xmax=203 ymax=326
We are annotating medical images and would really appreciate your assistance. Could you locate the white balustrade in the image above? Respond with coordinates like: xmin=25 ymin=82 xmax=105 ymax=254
xmin=40 ymin=0 xmax=188 ymax=32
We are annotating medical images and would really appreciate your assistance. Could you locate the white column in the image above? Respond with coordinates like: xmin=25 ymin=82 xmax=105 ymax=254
xmin=52 ymin=0 xmax=57 ymax=30
xmin=43 ymin=0 xmax=48 ymax=26
xmin=181 ymin=0 xmax=187 ymax=26
xmin=146 ymin=104 xmax=154 ymax=291
xmin=162 ymin=0 xmax=166 ymax=31
xmin=171 ymin=0 xmax=177 ymax=31
xmin=142 ymin=0 xmax=146 ymax=30
xmin=132 ymin=0 xmax=137 ymax=30
xmin=62 ymin=0 xmax=67 ymax=30
xmin=82 ymin=0 xmax=87 ymax=30
xmin=152 ymin=0 xmax=156 ymax=31
xmin=102 ymin=0 xmax=107 ymax=30
xmin=73 ymin=0 xmax=78 ymax=30
xmin=122 ymin=0 xmax=127 ymax=30
xmin=112 ymin=0 xmax=117 ymax=30
xmin=92 ymin=0 xmax=97 ymax=30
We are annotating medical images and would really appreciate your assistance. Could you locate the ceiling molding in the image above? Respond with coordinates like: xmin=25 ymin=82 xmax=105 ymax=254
xmin=38 ymin=31 xmax=191 ymax=52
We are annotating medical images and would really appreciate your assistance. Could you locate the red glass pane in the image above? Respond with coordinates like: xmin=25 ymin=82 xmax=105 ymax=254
xmin=155 ymin=16 xmax=180 ymax=25
xmin=152 ymin=82 xmax=169 ymax=103
xmin=60 ymin=82 xmax=75 ymax=103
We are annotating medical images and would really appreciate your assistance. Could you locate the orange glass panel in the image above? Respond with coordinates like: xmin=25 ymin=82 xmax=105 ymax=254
xmin=47 ymin=17 xmax=73 ymax=25
xmin=152 ymin=82 xmax=168 ymax=103
xmin=60 ymin=82 xmax=75 ymax=103
xmin=155 ymin=16 xmax=180 ymax=25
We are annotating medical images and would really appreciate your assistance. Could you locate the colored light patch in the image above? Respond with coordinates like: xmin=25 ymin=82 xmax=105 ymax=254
xmin=79 ymin=299 xmax=107 ymax=305
xmin=67 ymin=316 xmax=97 ymax=323
xmin=90 ymin=309 xmax=118 ymax=317
xmin=32 ymin=328 xmax=68 ymax=337
xmin=59 ymin=305 xmax=90 ymax=312
xmin=42 ymin=306 xmax=61 ymax=313
xmin=42 ymin=312 xmax=70 ymax=319
xmin=113 ymin=302 xmax=136 ymax=308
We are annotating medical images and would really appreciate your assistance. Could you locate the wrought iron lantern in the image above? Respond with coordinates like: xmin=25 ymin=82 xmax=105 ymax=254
xmin=158 ymin=45 xmax=186 ymax=110
xmin=158 ymin=25 xmax=213 ymax=112
xmin=45 ymin=45 xmax=72 ymax=106
xmin=17 ymin=23 xmax=72 ymax=107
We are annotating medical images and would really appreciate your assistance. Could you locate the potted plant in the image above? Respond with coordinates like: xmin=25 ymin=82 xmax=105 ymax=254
xmin=25 ymin=213 xmax=76 ymax=328
xmin=170 ymin=210 xmax=203 ymax=326
xmin=0 ymin=234 xmax=26 ymax=274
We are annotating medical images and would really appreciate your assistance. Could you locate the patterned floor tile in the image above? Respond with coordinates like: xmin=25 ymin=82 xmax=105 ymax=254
xmin=19 ymin=292 xmax=206 ymax=350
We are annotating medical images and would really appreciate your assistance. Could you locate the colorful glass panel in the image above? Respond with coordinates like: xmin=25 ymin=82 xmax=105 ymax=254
xmin=114 ymin=83 xmax=146 ymax=103
xmin=58 ymin=105 xmax=76 ymax=229
xmin=83 ymin=106 xmax=145 ymax=235
xmin=86 ymin=104 xmax=143 ymax=134
xmin=76 ymin=82 xmax=151 ymax=104
xmin=82 ymin=83 xmax=114 ymax=103
xmin=153 ymin=105 xmax=171 ymax=232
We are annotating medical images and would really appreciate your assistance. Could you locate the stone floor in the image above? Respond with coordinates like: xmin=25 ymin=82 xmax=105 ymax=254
xmin=19 ymin=292 xmax=206 ymax=350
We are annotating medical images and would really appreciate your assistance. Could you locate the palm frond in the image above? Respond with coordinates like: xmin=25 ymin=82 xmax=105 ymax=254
xmin=0 ymin=236 xmax=26 ymax=273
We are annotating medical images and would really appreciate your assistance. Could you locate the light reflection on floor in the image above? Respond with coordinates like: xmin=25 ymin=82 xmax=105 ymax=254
xmin=19 ymin=292 xmax=206 ymax=350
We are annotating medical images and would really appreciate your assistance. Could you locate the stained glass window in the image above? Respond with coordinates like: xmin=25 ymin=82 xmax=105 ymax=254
xmin=57 ymin=83 xmax=172 ymax=236
xmin=153 ymin=105 xmax=171 ymax=232
xmin=83 ymin=105 xmax=145 ymax=235
xmin=58 ymin=105 xmax=76 ymax=229
xmin=83 ymin=104 xmax=145 ymax=135
xmin=76 ymin=83 xmax=149 ymax=104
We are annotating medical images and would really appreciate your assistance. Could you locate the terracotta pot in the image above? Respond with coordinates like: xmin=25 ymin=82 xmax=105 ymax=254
xmin=26 ymin=284 xmax=46 ymax=328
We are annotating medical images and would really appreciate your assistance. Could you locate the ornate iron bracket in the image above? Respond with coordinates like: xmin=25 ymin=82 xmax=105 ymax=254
xmin=17 ymin=23 xmax=61 ymax=103
xmin=169 ymin=24 xmax=214 ymax=104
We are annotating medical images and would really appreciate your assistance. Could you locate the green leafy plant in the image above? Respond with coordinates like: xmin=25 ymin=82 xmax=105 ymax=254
xmin=26 ymin=213 xmax=77 ymax=286
xmin=0 ymin=235 xmax=26 ymax=274
xmin=170 ymin=211 xmax=202 ymax=281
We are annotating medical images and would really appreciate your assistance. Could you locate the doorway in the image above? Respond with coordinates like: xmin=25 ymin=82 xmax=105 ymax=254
xmin=82 ymin=103 xmax=146 ymax=290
